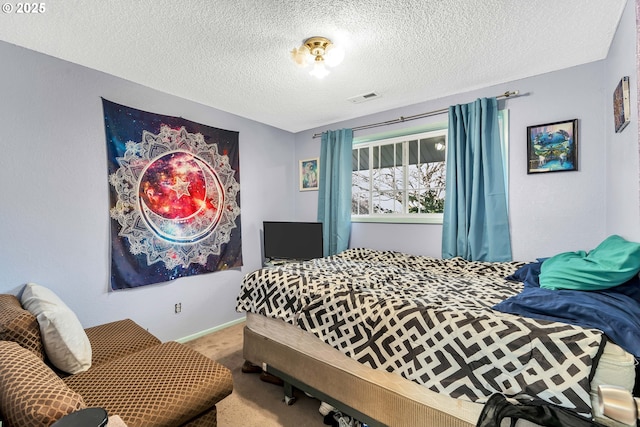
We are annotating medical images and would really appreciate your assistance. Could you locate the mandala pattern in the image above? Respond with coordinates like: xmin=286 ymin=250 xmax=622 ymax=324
xmin=109 ymin=125 xmax=240 ymax=270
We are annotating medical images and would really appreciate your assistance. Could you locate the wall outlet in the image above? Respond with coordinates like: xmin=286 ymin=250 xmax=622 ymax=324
xmin=174 ymin=303 xmax=182 ymax=314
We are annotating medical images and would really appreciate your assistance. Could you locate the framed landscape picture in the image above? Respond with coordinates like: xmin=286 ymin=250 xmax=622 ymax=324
xmin=527 ymin=119 xmax=578 ymax=174
xmin=613 ymin=76 xmax=630 ymax=133
xmin=299 ymin=158 xmax=319 ymax=191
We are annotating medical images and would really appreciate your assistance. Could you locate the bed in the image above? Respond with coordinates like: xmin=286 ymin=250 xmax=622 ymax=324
xmin=236 ymin=247 xmax=639 ymax=427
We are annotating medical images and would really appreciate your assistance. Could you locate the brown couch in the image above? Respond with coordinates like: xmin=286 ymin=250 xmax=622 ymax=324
xmin=0 ymin=294 xmax=233 ymax=427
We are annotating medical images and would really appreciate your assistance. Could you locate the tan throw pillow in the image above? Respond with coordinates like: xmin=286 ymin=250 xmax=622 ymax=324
xmin=21 ymin=283 xmax=92 ymax=374
xmin=0 ymin=341 xmax=86 ymax=426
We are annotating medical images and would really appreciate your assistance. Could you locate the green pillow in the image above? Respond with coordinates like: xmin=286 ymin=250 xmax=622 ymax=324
xmin=539 ymin=235 xmax=640 ymax=290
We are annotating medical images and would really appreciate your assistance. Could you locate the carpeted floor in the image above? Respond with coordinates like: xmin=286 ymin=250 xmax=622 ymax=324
xmin=183 ymin=321 xmax=328 ymax=427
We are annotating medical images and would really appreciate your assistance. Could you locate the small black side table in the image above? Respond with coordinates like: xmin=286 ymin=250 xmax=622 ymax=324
xmin=51 ymin=407 xmax=108 ymax=427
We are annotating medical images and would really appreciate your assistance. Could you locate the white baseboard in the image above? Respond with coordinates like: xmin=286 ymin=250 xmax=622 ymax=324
xmin=175 ymin=316 xmax=246 ymax=343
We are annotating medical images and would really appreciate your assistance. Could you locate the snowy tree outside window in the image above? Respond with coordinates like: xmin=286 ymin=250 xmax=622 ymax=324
xmin=352 ymin=129 xmax=447 ymax=223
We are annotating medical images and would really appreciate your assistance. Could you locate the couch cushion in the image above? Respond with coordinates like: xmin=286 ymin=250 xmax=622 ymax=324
xmin=0 ymin=341 xmax=86 ymax=427
xmin=63 ymin=341 xmax=233 ymax=427
xmin=0 ymin=294 xmax=45 ymax=359
xmin=21 ymin=283 xmax=92 ymax=374
xmin=182 ymin=407 xmax=217 ymax=427
xmin=85 ymin=318 xmax=160 ymax=367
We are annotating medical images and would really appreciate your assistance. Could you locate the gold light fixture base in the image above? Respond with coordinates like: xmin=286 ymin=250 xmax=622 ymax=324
xmin=304 ymin=36 xmax=331 ymax=59
xmin=291 ymin=36 xmax=343 ymax=79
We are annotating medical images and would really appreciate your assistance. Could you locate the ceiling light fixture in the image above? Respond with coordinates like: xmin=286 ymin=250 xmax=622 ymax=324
xmin=291 ymin=36 xmax=344 ymax=79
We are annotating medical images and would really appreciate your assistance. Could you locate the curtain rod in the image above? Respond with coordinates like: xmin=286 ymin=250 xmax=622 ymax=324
xmin=312 ymin=90 xmax=520 ymax=139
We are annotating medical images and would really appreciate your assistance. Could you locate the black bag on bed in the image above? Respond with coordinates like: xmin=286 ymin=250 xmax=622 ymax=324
xmin=476 ymin=394 xmax=606 ymax=427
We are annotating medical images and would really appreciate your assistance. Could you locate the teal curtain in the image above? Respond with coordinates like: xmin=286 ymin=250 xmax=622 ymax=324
xmin=442 ymin=97 xmax=512 ymax=261
xmin=317 ymin=129 xmax=353 ymax=256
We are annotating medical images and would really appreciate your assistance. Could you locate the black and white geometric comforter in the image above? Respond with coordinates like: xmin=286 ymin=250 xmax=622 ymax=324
xmin=236 ymin=248 xmax=604 ymax=415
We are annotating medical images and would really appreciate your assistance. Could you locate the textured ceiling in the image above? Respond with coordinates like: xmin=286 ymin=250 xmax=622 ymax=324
xmin=0 ymin=0 xmax=627 ymax=133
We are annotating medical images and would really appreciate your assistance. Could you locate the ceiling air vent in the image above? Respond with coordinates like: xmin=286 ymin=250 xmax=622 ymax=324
xmin=347 ymin=92 xmax=381 ymax=104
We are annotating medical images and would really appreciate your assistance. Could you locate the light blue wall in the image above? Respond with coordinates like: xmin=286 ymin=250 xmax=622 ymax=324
xmin=605 ymin=0 xmax=640 ymax=241
xmin=0 ymin=41 xmax=295 ymax=341
xmin=295 ymin=2 xmax=638 ymax=261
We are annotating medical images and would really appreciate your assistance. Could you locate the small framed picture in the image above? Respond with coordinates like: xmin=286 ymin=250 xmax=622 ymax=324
xmin=527 ymin=119 xmax=578 ymax=174
xmin=613 ymin=76 xmax=630 ymax=133
xmin=299 ymin=158 xmax=319 ymax=191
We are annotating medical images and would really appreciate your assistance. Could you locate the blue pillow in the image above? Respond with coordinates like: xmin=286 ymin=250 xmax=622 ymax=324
xmin=506 ymin=261 xmax=543 ymax=288
xmin=539 ymin=235 xmax=640 ymax=291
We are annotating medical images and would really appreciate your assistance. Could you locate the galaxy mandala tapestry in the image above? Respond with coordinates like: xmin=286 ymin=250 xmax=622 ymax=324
xmin=103 ymin=99 xmax=242 ymax=290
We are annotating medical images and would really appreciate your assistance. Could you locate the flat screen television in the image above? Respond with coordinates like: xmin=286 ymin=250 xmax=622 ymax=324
xmin=263 ymin=221 xmax=324 ymax=261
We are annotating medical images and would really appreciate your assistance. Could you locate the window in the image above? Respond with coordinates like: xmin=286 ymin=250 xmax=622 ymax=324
xmin=351 ymin=110 xmax=508 ymax=224
xmin=352 ymin=129 xmax=447 ymax=223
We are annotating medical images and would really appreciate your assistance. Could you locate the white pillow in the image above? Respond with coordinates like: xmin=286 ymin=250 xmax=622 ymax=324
xmin=20 ymin=283 xmax=92 ymax=374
